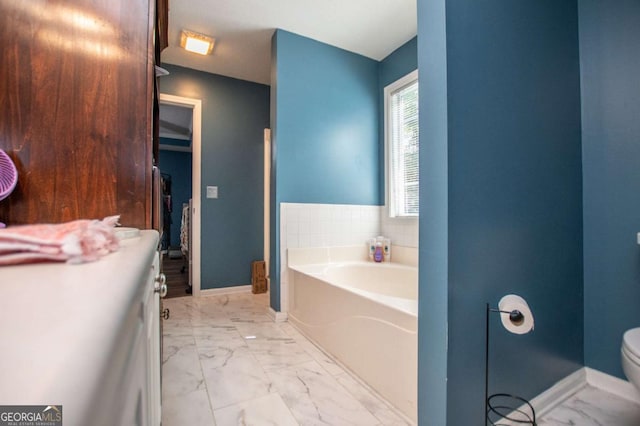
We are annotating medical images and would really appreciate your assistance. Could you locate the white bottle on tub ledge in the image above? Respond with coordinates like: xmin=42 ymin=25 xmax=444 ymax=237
xmin=383 ymin=238 xmax=391 ymax=261
xmin=368 ymin=238 xmax=376 ymax=260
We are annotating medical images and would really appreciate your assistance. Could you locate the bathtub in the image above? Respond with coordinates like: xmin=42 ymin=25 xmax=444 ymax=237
xmin=288 ymin=255 xmax=417 ymax=422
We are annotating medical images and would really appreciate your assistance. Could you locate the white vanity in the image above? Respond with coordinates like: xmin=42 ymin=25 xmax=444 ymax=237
xmin=0 ymin=230 xmax=162 ymax=426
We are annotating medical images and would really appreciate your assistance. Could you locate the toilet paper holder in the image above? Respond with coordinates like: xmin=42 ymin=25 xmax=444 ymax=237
xmin=485 ymin=303 xmax=537 ymax=425
xmin=496 ymin=308 xmax=525 ymax=326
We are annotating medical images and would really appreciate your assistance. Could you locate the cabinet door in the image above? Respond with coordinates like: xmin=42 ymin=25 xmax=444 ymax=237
xmin=116 ymin=323 xmax=147 ymax=426
xmin=0 ymin=0 xmax=154 ymax=228
xmin=117 ymin=252 xmax=160 ymax=426
xmin=145 ymin=252 xmax=162 ymax=425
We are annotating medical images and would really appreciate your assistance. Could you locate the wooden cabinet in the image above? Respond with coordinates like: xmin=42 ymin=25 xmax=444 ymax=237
xmin=0 ymin=0 xmax=165 ymax=228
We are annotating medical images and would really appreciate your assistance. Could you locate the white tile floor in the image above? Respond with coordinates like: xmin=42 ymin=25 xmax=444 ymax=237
xmin=161 ymin=293 xmax=411 ymax=426
xmin=537 ymin=384 xmax=640 ymax=425
xmin=162 ymin=293 xmax=640 ymax=426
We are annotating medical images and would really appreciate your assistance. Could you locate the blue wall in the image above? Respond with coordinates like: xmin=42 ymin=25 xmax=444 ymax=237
xmin=418 ymin=0 xmax=584 ymax=424
xmin=266 ymin=2 xmax=639 ymax=423
xmin=159 ymin=144 xmax=192 ymax=247
xmin=270 ymin=29 xmax=381 ymax=309
xmin=160 ymin=64 xmax=270 ymax=289
xmin=273 ymin=30 xmax=380 ymax=205
xmin=417 ymin=0 xmax=449 ymax=422
xmin=379 ymin=37 xmax=418 ymax=88
xmin=581 ymin=0 xmax=640 ymax=379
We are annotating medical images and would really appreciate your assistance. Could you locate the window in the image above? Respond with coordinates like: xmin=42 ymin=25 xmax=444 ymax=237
xmin=385 ymin=70 xmax=419 ymax=217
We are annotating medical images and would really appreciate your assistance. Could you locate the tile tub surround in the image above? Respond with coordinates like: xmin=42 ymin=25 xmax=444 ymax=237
xmin=161 ymin=293 xmax=412 ymax=426
xmin=380 ymin=207 xmax=419 ymax=248
xmin=280 ymin=203 xmax=379 ymax=314
xmin=287 ymin=245 xmax=418 ymax=268
xmin=279 ymin=202 xmax=419 ymax=312
xmin=280 ymin=203 xmax=418 ymax=313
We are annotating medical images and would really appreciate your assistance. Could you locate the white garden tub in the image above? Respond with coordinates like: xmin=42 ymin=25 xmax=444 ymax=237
xmin=287 ymin=248 xmax=417 ymax=422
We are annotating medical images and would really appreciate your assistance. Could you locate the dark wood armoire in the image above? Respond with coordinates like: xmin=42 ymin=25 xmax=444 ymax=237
xmin=0 ymin=0 xmax=168 ymax=228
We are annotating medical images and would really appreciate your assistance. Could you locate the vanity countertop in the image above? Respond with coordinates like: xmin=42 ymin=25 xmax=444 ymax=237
xmin=0 ymin=230 xmax=159 ymax=422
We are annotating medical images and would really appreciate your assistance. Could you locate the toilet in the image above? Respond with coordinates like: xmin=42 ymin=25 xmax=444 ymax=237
xmin=622 ymin=328 xmax=640 ymax=391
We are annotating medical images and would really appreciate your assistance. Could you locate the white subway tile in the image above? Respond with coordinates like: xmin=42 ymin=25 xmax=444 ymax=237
xmin=286 ymin=233 xmax=299 ymax=248
xmin=279 ymin=202 xmax=417 ymax=313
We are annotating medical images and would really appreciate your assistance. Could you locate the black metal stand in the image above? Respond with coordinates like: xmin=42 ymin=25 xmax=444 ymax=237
xmin=485 ymin=304 xmax=536 ymax=425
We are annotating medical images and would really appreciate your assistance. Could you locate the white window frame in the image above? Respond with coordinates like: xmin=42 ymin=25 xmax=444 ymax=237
xmin=384 ymin=69 xmax=419 ymax=218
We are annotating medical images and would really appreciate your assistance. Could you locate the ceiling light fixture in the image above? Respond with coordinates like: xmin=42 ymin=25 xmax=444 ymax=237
xmin=180 ymin=30 xmax=215 ymax=55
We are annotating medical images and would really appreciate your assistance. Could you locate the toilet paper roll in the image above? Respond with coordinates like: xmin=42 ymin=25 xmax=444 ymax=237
xmin=498 ymin=294 xmax=534 ymax=335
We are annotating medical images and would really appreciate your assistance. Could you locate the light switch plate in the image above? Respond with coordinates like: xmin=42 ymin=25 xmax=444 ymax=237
xmin=206 ymin=186 xmax=218 ymax=199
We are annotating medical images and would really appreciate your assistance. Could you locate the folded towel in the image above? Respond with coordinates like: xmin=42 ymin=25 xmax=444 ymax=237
xmin=0 ymin=215 xmax=120 ymax=266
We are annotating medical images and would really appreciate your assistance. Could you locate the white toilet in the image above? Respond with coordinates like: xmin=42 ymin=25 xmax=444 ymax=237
xmin=622 ymin=328 xmax=640 ymax=391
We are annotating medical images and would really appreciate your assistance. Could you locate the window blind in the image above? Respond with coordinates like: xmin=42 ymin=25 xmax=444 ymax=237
xmin=389 ymin=80 xmax=419 ymax=217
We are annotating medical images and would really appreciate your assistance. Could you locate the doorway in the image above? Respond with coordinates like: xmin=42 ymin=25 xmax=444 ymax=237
xmin=159 ymin=93 xmax=202 ymax=297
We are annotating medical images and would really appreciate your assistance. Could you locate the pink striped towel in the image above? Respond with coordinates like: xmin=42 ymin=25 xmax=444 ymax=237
xmin=0 ymin=216 xmax=120 ymax=266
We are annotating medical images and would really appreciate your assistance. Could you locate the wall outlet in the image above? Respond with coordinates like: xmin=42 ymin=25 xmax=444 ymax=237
xmin=206 ymin=186 xmax=218 ymax=199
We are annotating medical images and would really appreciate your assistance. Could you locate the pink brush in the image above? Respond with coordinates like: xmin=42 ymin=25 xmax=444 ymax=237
xmin=0 ymin=149 xmax=18 ymax=228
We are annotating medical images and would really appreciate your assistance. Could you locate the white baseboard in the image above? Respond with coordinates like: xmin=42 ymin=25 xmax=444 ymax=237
xmin=494 ymin=368 xmax=585 ymax=425
xmin=198 ymin=285 xmax=251 ymax=297
xmin=526 ymin=368 xmax=586 ymax=419
xmin=585 ymin=367 xmax=640 ymax=403
xmin=497 ymin=366 xmax=640 ymax=425
xmin=268 ymin=307 xmax=288 ymax=323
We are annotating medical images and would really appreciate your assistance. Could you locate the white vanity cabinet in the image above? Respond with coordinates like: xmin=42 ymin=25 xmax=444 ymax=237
xmin=0 ymin=230 xmax=162 ymax=426
xmin=115 ymin=246 xmax=163 ymax=426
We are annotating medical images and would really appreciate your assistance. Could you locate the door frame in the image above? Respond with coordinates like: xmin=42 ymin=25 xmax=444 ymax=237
xmin=158 ymin=93 xmax=202 ymax=296
xmin=264 ymin=128 xmax=271 ymax=287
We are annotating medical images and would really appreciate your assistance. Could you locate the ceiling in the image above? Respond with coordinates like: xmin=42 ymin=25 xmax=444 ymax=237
xmin=160 ymin=0 xmax=417 ymax=85
xmin=159 ymin=103 xmax=192 ymax=140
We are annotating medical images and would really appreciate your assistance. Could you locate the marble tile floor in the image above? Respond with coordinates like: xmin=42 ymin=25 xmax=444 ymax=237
xmin=537 ymin=384 xmax=640 ymax=426
xmin=162 ymin=293 xmax=640 ymax=425
xmin=161 ymin=293 xmax=412 ymax=426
